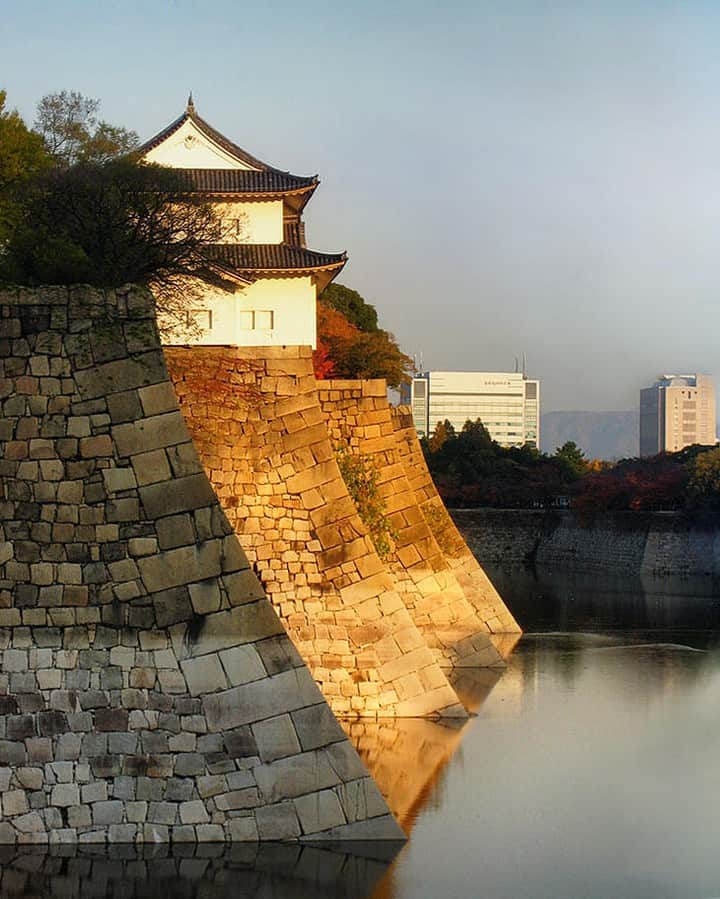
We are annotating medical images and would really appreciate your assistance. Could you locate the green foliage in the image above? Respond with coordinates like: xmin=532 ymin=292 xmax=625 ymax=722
xmin=34 ymin=91 xmax=138 ymax=165
xmin=553 ymin=440 xmax=588 ymax=479
xmin=0 ymin=158 xmax=223 ymax=291
xmin=320 ymin=282 xmax=379 ymax=332
xmin=0 ymin=90 xmax=52 ymax=243
xmin=424 ymin=419 xmax=718 ymax=513
xmin=335 ymin=442 xmax=397 ymax=559
xmin=687 ymin=447 xmax=720 ymax=505
xmin=424 ymin=417 xmax=572 ymax=507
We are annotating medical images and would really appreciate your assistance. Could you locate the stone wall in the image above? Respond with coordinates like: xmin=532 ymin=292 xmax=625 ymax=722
xmin=318 ymin=381 xmax=504 ymax=669
xmin=167 ymin=347 xmax=465 ymax=719
xmin=390 ymin=407 xmax=520 ymax=634
xmin=0 ymin=286 xmax=402 ymax=844
xmin=452 ymin=508 xmax=720 ymax=576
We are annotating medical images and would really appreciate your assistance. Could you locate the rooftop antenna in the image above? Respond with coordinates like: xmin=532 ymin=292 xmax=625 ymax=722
xmin=522 ymin=352 xmax=527 ymax=378
xmin=514 ymin=356 xmax=519 ymax=373
xmin=186 ymin=92 xmax=195 ymax=114
xmin=419 ymin=352 xmax=424 ymax=372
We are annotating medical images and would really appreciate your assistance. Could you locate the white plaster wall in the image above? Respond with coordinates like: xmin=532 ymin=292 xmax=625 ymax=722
xmin=215 ymin=201 xmax=283 ymax=244
xmin=160 ymin=277 xmax=317 ymax=349
xmin=234 ymin=278 xmax=316 ymax=348
xmin=144 ymin=119 xmax=257 ymax=170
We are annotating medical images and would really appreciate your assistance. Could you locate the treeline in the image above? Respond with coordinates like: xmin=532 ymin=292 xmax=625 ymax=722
xmin=422 ymin=418 xmax=720 ymax=512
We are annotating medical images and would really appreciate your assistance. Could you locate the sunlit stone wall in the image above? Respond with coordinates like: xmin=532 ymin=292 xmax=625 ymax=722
xmin=318 ymin=380 xmax=506 ymax=668
xmin=390 ymin=407 xmax=520 ymax=634
xmin=167 ymin=346 xmax=465 ymax=719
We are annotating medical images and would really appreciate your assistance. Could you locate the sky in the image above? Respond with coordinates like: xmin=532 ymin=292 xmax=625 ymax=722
xmin=3 ymin=0 xmax=720 ymax=413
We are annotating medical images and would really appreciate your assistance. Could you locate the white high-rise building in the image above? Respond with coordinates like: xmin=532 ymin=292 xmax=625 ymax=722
xmin=402 ymin=371 xmax=540 ymax=448
xmin=639 ymin=374 xmax=716 ymax=456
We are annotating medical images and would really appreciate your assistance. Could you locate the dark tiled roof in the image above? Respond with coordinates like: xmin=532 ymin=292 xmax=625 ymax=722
xmin=205 ymin=244 xmax=347 ymax=273
xmin=137 ymin=108 xmax=315 ymax=182
xmin=175 ymin=168 xmax=317 ymax=195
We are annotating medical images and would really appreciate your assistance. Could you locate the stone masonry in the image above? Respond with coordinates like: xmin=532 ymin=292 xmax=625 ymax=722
xmin=0 ymin=286 xmax=403 ymax=844
xmin=390 ymin=406 xmax=520 ymax=635
xmin=318 ymin=380 xmax=505 ymax=668
xmin=167 ymin=347 xmax=467 ymax=719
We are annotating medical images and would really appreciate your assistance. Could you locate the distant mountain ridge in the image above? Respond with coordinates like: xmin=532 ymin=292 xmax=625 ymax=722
xmin=541 ymin=411 xmax=638 ymax=460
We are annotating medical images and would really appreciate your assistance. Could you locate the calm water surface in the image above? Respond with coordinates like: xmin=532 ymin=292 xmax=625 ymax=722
xmin=373 ymin=566 xmax=720 ymax=898
xmin=4 ymin=566 xmax=720 ymax=897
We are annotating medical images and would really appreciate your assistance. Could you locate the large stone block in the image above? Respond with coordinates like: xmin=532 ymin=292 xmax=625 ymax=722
xmin=203 ymin=668 xmax=322 ymax=732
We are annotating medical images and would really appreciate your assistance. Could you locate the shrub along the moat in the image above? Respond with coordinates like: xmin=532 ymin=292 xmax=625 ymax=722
xmin=422 ymin=418 xmax=720 ymax=513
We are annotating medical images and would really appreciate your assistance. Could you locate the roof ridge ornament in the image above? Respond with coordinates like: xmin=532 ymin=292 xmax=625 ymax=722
xmin=186 ymin=92 xmax=195 ymax=115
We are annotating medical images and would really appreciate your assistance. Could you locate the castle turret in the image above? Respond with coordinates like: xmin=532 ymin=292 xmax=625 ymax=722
xmin=138 ymin=102 xmax=346 ymax=347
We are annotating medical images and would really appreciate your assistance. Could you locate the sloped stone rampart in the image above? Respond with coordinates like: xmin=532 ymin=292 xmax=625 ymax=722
xmin=166 ymin=346 xmax=466 ymax=720
xmin=318 ymin=380 xmax=504 ymax=668
xmin=0 ymin=286 xmax=403 ymax=844
xmin=390 ymin=407 xmax=520 ymax=635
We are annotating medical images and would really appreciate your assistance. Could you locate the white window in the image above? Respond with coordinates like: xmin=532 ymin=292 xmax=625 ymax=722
xmin=254 ymin=310 xmax=274 ymax=330
xmin=239 ymin=310 xmax=274 ymax=330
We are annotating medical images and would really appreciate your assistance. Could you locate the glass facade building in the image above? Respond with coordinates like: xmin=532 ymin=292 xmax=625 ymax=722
xmin=401 ymin=371 xmax=540 ymax=448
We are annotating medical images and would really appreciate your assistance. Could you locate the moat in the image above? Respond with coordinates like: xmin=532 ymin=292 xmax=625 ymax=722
xmin=3 ymin=567 xmax=719 ymax=898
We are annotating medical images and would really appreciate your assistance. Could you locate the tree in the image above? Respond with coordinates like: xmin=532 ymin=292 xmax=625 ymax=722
xmin=320 ymin=282 xmax=379 ymax=332
xmin=328 ymin=328 xmax=412 ymax=387
xmin=460 ymin=418 xmax=496 ymax=451
xmin=553 ymin=441 xmax=588 ymax=479
xmin=0 ymin=159 xmax=225 ymax=308
xmin=314 ymin=298 xmax=412 ymax=387
xmin=34 ymin=91 xmax=138 ymax=165
xmin=429 ymin=419 xmax=455 ymax=452
xmin=0 ymin=90 xmax=51 ymax=242
xmin=688 ymin=447 xmax=720 ymax=502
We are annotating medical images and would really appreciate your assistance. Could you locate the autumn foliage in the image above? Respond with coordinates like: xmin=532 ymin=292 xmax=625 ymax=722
xmin=313 ymin=283 xmax=412 ymax=387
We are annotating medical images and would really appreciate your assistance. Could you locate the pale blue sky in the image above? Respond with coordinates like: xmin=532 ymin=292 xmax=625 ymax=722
xmin=4 ymin=1 xmax=720 ymax=412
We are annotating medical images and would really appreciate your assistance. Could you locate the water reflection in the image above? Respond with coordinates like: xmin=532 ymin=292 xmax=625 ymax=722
xmin=6 ymin=569 xmax=720 ymax=898
xmin=486 ymin=563 xmax=720 ymax=637
xmin=344 ymin=719 xmax=467 ymax=834
xmin=0 ymin=843 xmax=398 ymax=898
xmin=377 ymin=629 xmax=720 ymax=897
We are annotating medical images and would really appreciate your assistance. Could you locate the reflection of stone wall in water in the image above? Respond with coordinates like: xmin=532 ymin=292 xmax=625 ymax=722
xmin=453 ymin=508 xmax=720 ymax=576
xmin=0 ymin=286 xmax=402 ymax=844
xmin=0 ymin=845 xmax=395 ymax=898
xmin=346 ymin=718 xmax=466 ymax=833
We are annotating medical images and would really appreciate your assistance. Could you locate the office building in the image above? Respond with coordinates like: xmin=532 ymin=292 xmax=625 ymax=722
xmin=402 ymin=371 xmax=540 ymax=448
xmin=639 ymin=374 xmax=716 ymax=456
